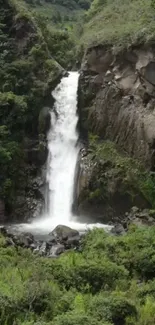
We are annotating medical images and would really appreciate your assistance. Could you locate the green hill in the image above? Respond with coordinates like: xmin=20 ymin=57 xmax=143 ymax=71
xmin=81 ymin=0 xmax=155 ymax=50
xmin=0 ymin=0 xmax=65 ymax=217
xmin=24 ymin=0 xmax=92 ymax=30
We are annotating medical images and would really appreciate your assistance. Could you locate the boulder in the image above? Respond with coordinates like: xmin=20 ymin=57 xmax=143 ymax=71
xmin=33 ymin=246 xmax=40 ymax=254
xmin=125 ymin=207 xmax=155 ymax=227
xmin=39 ymin=242 xmax=47 ymax=256
xmin=66 ymin=235 xmax=81 ymax=248
xmin=49 ymin=244 xmax=65 ymax=257
xmin=0 ymin=226 xmax=8 ymax=236
xmin=111 ymin=224 xmax=126 ymax=236
xmin=16 ymin=232 xmax=34 ymax=248
xmin=6 ymin=237 xmax=15 ymax=246
xmin=30 ymin=243 xmax=37 ymax=250
xmin=49 ymin=225 xmax=79 ymax=240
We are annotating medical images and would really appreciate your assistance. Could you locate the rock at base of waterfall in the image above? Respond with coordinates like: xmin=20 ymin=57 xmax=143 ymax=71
xmin=111 ymin=224 xmax=126 ymax=236
xmin=49 ymin=244 xmax=65 ymax=257
xmin=39 ymin=242 xmax=47 ymax=256
xmin=0 ymin=226 xmax=8 ymax=236
xmin=66 ymin=235 xmax=81 ymax=248
xmin=15 ymin=232 xmax=34 ymax=248
xmin=49 ymin=225 xmax=79 ymax=240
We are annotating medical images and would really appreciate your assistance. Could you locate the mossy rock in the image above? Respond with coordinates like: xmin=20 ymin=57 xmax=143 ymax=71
xmin=77 ymin=139 xmax=154 ymax=223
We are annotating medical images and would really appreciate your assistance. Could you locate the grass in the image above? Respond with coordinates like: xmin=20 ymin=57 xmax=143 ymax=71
xmin=81 ymin=0 xmax=155 ymax=50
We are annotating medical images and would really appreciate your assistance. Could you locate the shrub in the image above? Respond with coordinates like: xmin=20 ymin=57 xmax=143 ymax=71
xmin=88 ymin=294 xmax=137 ymax=325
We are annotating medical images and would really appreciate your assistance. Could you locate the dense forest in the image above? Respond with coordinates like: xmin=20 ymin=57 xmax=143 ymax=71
xmin=82 ymin=0 xmax=155 ymax=48
xmin=25 ymin=0 xmax=92 ymax=10
xmin=0 ymin=0 xmax=78 ymax=218
xmin=1 ymin=226 xmax=155 ymax=324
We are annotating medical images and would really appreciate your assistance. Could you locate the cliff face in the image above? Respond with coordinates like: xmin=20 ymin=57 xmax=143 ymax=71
xmin=0 ymin=0 xmax=64 ymax=222
xmin=79 ymin=45 xmax=155 ymax=169
xmin=77 ymin=44 xmax=155 ymax=223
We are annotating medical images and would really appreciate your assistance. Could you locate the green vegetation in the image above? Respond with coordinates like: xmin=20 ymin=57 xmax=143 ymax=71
xmin=81 ymin=0 xmax=155 ymax=49
xmin=22 ymin=0 xmax=93 ymax=68
xmin=24 ymin=0 xmax=92 ymax=39
xmin=0 ymin=0 xmax=63 ymax=213
xmin=83 ymin=137 xmax=155 ymax=207
xmin=25 ymin=0 xmax=92 ymax=10
xmin=34 ymin=15 xmax=76 ymax=68
xmin=1 ymin=226 xmax=155 ymax=324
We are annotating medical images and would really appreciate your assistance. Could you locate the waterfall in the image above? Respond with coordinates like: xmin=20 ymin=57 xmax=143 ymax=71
xmin=16 ymin=71 xmax=112 ymax=234
xmin=45 ymin=71 xmax=80 ymax=224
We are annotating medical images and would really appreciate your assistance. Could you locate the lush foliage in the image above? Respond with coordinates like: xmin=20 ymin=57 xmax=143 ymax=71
xmin=25 ymin=0 xmax=92 ymax=10
xmin=81 ymin=0 xmax=155 ymax=49
xmin=0 ymin=0 xmax=62 ymax=213
xmin=1 ymin=226 xmax=155 ymax=324
xmin=86 ymin=137 xmax=155 ymax=207
xmin=24 ymin=0 xmax=92 ymax=39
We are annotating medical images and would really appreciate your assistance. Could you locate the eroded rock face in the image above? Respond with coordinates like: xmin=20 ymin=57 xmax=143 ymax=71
xmin=76 ymin=148 xmax=151 ymax=224
xmin=79 ymin=45 xmax=155 ymax=170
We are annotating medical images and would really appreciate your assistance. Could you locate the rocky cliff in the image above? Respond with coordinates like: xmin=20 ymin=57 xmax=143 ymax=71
xmin=79 ymin=45 xmax=155 ymax=169
xmin=77 ymin=44 xmax=155 ymax=223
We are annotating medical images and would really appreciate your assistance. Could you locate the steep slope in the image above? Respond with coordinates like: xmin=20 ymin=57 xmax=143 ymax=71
xmin=24 ymin=0 xmax=92 ymax=34
xmin=0 ymin=0 xmax=64 ymax=221
xmin=82 ymin=0 xmax=155 ymax=49
xmin=23 ymin=0 xmax=93 ymax=69
xmin=77 ymin=0 xmax=155 ymax=223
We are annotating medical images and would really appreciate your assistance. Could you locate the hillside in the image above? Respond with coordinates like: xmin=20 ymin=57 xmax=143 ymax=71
xmin=24 ymin=0 xmax=92 ymax=34
xmin=77 ymin=0 xmax=155 ymax=222
xmin=0 ymin=0 xmax=65 ymax=221
xmin=81 ymin=0 xmax=155 ymax=50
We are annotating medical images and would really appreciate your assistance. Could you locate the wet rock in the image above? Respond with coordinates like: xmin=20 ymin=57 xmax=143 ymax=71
xmin=0 ymin=200 xmax=6 ymax=222
xmin=66 ymin=235 xmax=81 ymax=248
xmin=38 ymin=107 xmax=51 ymax=135
xmin=49 ymin=234 xmax=57 ymax=242
xmin=50 ymin=225 xmax=79 ymax=240
xmin=49 ymin=244 xmax=65 ymax=257
xmin=33 ymin=246 xmax=40 ymax=254
xmin=24 ymin=139 xmax=48 ymax=167
xmin=62 ymin=71 xmax=69 ymax=78
xmin=30 ymin=243 xmax=37 ymax=250
xmin=0 ymin=226 xmax=8 ymax=236
xmin=16 ymin=233 xmax=34 ymax=248
xmin=12 ymin=192 xmax=44 ymax=223
xmin=46 ymin=235 xmax=57 ymax=247
xmin=39 ymin=242 xmax=47 ymax=255
xmin=111 ymin=224 xmax=126 ymax=236
xmin=6 ymin=237 xmax=15 ymax=246
xmin=126 ymin=207 xmax=155 ymax=227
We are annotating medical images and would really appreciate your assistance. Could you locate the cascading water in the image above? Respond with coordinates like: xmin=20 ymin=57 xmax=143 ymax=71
xmin=16 ymin=71 xmax=112 ymax=234
xmin=45 ymin=71 xmax=80 ymax=225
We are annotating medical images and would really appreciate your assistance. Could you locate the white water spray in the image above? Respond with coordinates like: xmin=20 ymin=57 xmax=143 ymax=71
xmin=45 ymin=71 xmax=80 ymax=224
xmin=16 ymin=72 xmax=112 ymax=234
